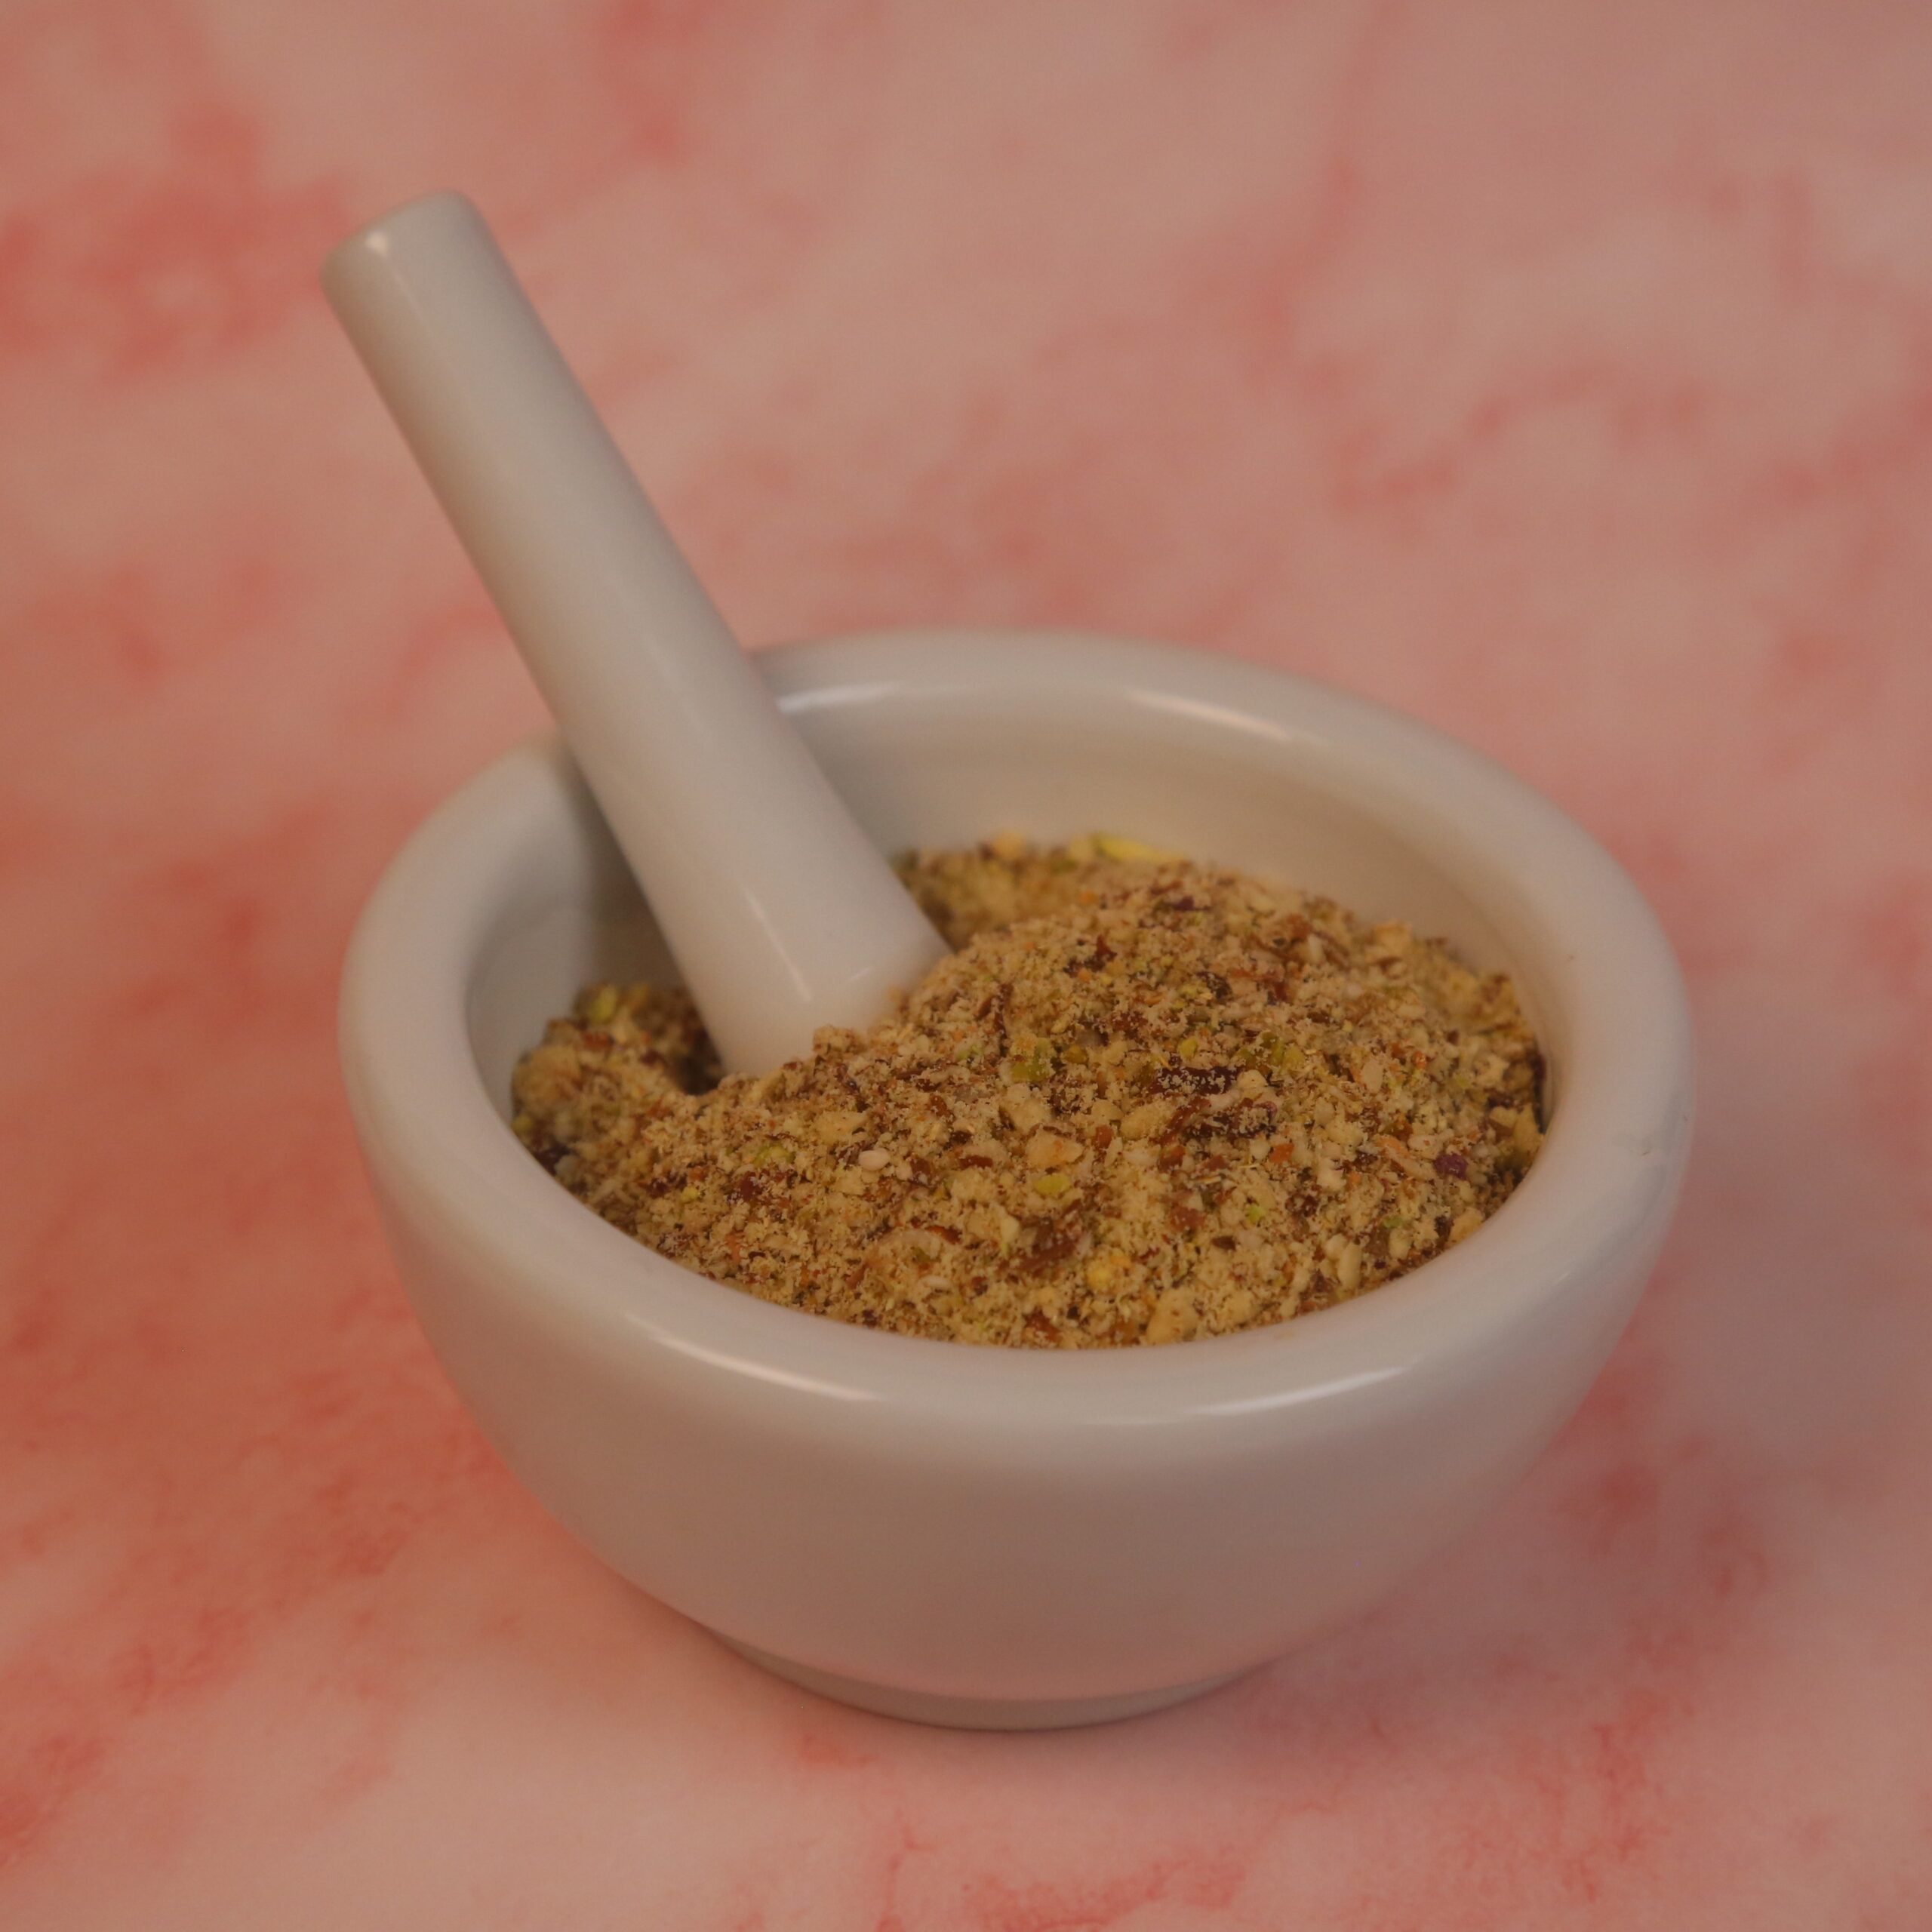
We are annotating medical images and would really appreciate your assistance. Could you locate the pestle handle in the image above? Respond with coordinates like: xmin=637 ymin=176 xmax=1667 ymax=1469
xmin=323 ymin=193 xmax=946 ymax=1073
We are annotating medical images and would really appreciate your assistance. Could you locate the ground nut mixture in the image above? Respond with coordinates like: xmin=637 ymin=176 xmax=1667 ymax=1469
xmin=512 ymin=835 xmax=1544 ymax=1348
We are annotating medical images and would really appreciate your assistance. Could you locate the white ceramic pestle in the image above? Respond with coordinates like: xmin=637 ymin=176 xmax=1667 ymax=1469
xmin=322 ymin=192 xmax=946 ymax=1073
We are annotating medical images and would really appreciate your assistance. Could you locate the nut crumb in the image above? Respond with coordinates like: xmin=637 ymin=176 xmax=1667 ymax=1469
xmin=512 ymin=836 xmax=1543 ymax=1348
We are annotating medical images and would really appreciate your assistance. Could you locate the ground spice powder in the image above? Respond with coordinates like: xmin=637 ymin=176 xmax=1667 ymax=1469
xmin=512 ymin=836 xmax=1544 ymax=1347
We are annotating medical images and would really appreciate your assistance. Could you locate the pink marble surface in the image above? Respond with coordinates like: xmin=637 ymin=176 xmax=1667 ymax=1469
xmin=4 ymin=2 xmax=1930 ymax=1923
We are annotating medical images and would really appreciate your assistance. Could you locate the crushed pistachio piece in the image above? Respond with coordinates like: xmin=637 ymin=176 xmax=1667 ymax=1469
xmin=1094 ymin=832 xmax=1186 ymax=863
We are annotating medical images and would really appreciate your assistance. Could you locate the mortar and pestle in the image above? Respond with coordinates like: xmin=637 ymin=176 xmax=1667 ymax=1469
xmin=331 ymin=195 xmax=1691 ymax=1727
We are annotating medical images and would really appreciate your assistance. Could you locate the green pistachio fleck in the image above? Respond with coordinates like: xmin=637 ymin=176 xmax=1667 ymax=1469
xmin=1010 ymin=1041 xmax=1055 ymax=1084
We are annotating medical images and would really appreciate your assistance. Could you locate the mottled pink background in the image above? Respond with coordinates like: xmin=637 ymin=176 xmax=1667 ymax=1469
xmin=5 ymin=2 xmax=1931 ymax=1924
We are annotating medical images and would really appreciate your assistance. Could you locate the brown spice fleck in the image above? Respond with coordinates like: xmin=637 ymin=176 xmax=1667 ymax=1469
xmin=512 ymin=838 xmax=1543 ymax=1348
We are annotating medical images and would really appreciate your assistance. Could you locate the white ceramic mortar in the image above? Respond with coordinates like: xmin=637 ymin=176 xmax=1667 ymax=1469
xmin=341 ymin=630 xmax=1692 ymax=1728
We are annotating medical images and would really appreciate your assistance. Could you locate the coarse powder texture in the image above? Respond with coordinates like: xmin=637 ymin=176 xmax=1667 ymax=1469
xmin=511 ymin=836 xmax=1544 ymax=1348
